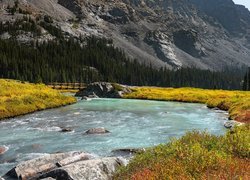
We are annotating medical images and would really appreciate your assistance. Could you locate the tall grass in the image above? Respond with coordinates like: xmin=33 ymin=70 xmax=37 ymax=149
xmin=0 ymin=79 xmax=76 ymax=119
xmin=114 ymin=125 xmax=250 ymax=179
xmin=124 ymin=87 xmax=250 ymax=123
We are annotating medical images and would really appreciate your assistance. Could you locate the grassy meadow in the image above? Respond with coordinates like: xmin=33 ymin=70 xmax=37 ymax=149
xmin=124 ymin=87 xmax=250 ymax=123
xmin=114 ymin=124 xmax=250 ymax=179
xmin=0 ymin=79 xmax=76 ymax=119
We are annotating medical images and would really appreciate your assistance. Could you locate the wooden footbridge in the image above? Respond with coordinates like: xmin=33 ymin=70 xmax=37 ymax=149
xmin=47 ymin=82 xmax=86 ymax=90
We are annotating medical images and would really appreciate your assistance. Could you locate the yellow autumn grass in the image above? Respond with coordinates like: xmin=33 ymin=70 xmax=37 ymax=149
xmin=0 ymin=79 xmax=76 ymax=120
xmin=124 ymin=87 xmax=250 ymax=123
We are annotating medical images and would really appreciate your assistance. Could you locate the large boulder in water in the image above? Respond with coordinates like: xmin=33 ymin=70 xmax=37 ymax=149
xmin=4 ymin=151 xmax=93 ymax=180
xmin=39 ymin=157 xmax=125 ymax=180
xmin=75 ymin=82 xmax=131 ymax=98
xmin=84 ymin=127 xmax=110 ymax=135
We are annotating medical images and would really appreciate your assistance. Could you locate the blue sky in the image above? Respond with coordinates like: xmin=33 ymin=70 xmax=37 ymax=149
xmin=233 ymin=0 xmax=250 ymax=10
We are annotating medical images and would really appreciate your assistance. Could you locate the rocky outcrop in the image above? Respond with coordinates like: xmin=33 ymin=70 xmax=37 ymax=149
xmin=39 ymin=157 xmax=125 ymax=180
xmin=224 ymin=120 xmax=243 ymax=129
xmin=58 ymin=0 xmax=84 ymax=18
xmin=84 ymin=128 xmax=110 ymax=135
xmin=5 ymin=151 xmax=93 ymax=179
xmin=190 ymin=0 xmax=245 ymax=34
xmin=4 ymin=151 xmax=125 ymax=180
xmin=75 ymin=82 xmax=131 ymax=98
xmin=173 ymin=30 xmax=205 ymax=58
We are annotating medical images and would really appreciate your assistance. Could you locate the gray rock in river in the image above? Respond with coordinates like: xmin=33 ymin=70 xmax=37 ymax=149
xmin=224 ymin=121 xmax=243 ymax=129
xmin=4 ymin=151 xmax=93 ymax=180
xmin=39 ymin=157 xmax=125 ymax=180
xmin=75 ymin=82 xmax=131 ymax=98
xmin=112 ymin=148 xmax=146 ymax=157
xmin=84 ymin=128 xmax=110 ymax=134
xmin=224 ymin=121 xmax=235 ymax=129
xmin=60 ymin=128 xmax=74 ymax=133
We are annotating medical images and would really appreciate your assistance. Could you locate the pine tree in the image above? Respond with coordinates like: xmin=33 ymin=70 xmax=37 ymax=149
xmin=243 ymin=67 xmax=250 ymax=91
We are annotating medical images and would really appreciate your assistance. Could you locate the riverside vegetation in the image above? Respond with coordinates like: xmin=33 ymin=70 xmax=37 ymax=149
xmin=0 ymin=79 xmax=76 ymax=119
xmin=114 ymin=124 xmax=250 ymax=179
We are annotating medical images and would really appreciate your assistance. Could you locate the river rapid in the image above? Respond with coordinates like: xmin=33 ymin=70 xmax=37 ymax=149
xmin=0 ymin=98 xmax=228 ymax=175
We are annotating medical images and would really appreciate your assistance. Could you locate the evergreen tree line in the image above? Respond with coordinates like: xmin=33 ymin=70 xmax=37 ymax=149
xmin=243 ymin=67 xmax=250 ymax=91
xmin=0 ymin=37 xmax=247 ymax=90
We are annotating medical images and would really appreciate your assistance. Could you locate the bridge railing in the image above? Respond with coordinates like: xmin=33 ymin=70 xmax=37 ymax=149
xmin=47 ymin=83 xmax=86 ymax=90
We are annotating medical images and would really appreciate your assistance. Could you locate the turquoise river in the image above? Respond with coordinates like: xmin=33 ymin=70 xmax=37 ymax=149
xmin=0 ymin=98 xmax=228 ymax=175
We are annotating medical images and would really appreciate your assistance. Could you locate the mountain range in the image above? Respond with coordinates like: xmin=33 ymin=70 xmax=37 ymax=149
xmin=0 ymin=0 xmax=250 ymax=70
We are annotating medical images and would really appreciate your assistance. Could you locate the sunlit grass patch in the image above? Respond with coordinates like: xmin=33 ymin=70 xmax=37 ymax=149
xmin=0 ymin=79 xmax=76 ymax=120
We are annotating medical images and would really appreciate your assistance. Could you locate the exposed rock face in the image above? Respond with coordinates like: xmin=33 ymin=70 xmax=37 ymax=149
xmin=58 ymin=0 xmax=84 ymax=18
xmin=173 ymin=30 xmax=205 ymax=58
xmin=84 ymin=128 xmax=110 ymax=135
xmin=75 ymin=82 xmax=131 ymax=98
xmin=40 ymin=157 xmax=125 ymax=180
xmin=224 ymin=120 xmax=243 ymax=129
xmin=5 ymin=151 xmax=93 ymax=179
xmin=4 ymin=151 xmax=125 ymax=180
xmin=0 ymin=0 xmax=250 ymax=69
xmin=190 ymin=0 xmax=247 ymax=34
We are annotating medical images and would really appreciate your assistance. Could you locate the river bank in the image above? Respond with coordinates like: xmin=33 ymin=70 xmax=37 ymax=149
xmin=0 ymin=79 xmax=76 ymax=120
xmin=123 ymin=87 xmax=250 ymax=123
xmin=114 ymin=124 xmax=250 ymax=179
xmin=113 ymin=87 xmax=250 ymax=179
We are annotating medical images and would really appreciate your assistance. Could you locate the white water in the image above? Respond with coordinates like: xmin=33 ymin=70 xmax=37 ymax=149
xmin=0 ymin=98 xmax=228 ymax=175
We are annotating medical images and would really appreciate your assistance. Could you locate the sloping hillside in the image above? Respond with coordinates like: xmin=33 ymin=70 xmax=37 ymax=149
xmin=0 ymin=0 xmax=249 ymax=70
